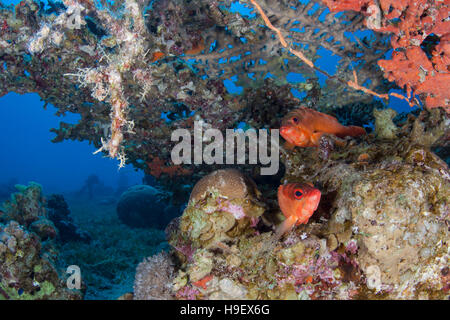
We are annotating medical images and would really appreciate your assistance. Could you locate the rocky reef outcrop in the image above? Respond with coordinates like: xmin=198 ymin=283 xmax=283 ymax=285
xmin=0 ymin=183 xmax=84 ymax=299
xmin=176 ymin=169 xmax=266 ymax=250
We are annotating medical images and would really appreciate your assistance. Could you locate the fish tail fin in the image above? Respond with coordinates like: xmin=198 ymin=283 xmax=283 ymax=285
xmin=275 ymin=215 xmax=298 ymax=238
xmin=342 ymin=125 xmax=366 ymax=137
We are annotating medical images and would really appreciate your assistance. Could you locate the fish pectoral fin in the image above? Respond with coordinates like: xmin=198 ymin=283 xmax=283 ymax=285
xmin=311 ymin=132 xmax=323 ymax=146
xmin=275 ymin=215 xmax=298 ymax=237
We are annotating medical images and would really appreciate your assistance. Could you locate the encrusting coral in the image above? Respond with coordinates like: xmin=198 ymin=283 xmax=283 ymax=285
xmin=172 ymin=169 xmax=266 ymax=251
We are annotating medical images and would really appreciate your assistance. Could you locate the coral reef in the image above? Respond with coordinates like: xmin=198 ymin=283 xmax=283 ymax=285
xmin=0 ymin=0 xmax=417 ymax=175
xmin=144 ymin=108 xmax=449 ymax=300
xmin=171 ymin=169 xmax=266 ymax=252
xmin=0 ymin=183 xmax=84 ymax=299
xmin=0 ymin=0 xmax=448 ymax=301
xmin=0 ymin=221 xmax=82 ymax=299
xmin=278 ymin=107 xmax=449 ymax=299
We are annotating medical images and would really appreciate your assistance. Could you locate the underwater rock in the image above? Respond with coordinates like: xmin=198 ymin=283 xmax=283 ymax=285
xmin=347 ymin=164 xmax=449 ymax=298
xmin=46 ymin=194 xmax=91 ymax=243
xmin=175 ymin=169 xmax=266 ymax=251
xmin=117 ymin=185 xmax=179 ymax=229
xmin=410 ymin=108 xmax=450 ymax=148
xmin=29 ymin=218 xmax=58 ymax=241
xmin=133 ymin=251 xmax=175 ymax=300
xmin=0 ymin=221 xmax=83 ymax=300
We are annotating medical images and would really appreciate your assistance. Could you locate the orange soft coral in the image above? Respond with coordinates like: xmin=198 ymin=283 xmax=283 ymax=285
xmin=322 ymin=0 xmax=450 ymax=112
xmin=146 ymin=156 xmax=192 ymax=178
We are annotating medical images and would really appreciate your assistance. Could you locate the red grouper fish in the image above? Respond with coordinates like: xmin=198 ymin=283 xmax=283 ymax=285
xmin=280 ymin=107 xmax=366 ymax=148
xmin=276 ymin=182 xmax=321 ymax=236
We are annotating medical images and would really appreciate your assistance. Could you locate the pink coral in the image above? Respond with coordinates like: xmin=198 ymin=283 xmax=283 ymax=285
xmin=220 ymin=202 xmax=246 ymax=220
xmin=175 ymin=286 xmax=200 ymax=300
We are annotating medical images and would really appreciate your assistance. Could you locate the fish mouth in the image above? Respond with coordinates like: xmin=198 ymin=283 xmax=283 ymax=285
xmin=280 ymin=126 xmax=296 ymax=144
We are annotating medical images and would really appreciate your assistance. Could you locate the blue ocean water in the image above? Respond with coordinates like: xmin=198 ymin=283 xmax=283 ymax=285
xmin=0 ymin=92 xmax=143 ymax=194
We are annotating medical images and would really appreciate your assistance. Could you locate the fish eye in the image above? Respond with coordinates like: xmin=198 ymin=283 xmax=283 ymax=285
xmin=294 ymin=189 xmax=303 ymax=199
xmin=291 ymin=117 xmax=299 ymax=124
